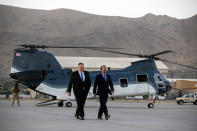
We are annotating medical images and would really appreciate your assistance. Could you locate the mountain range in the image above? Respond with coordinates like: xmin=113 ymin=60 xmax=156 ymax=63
xmin=0 ymin=5 xmax=197 ymax=76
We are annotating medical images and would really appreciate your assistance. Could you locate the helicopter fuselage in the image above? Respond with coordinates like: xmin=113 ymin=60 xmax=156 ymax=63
xmin=10 ymin=49 xmax=172 ymax=100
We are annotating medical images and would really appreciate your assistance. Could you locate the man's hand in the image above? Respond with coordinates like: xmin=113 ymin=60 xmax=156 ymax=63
xmin=94 ymin=94 xmax=96 ymax=98
xmin=111 ymin=91 xmax=114 ymax=95
xmin=68 ymin=92 xmax=71 ymax=96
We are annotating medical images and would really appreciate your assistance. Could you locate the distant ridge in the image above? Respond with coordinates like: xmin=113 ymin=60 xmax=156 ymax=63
xmin=0 ymin=5 xmax=197 ymax=76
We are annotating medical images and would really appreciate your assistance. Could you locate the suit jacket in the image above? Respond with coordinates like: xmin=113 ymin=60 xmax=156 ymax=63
xmin=67 ymin=71 xmax=91 ymax=98
xmin=93 ymin=74 xmax=114 ymax=96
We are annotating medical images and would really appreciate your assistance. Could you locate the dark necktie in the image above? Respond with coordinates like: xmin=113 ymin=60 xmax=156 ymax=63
xmin=103 ymin=74 xmax=107 ymax=81
xmin=80 ymin=72 xmax=85 ymax=90
xmin=80 ymin=72 xmax=84 ymax=82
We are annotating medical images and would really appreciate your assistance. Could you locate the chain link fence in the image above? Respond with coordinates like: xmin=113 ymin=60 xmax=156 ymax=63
xmin=167 ymin=70 xmax=197 ymax=79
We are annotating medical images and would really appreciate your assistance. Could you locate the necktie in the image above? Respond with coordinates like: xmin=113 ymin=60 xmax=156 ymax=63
xmin=103 ymin=74 xmax=107 ymax=81
xmin=80 ymin=72 xmax=85 ymax=90
xmin=81 ymin=72 xmax=84 ymax=82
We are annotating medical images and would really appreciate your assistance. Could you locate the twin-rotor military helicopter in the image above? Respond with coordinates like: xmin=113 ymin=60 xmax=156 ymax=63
xmin=9 ymin=44 xmax=197 ymax=108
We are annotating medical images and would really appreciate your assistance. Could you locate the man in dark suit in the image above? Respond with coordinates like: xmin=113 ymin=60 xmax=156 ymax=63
xmin=93 ymin=65 xmax=114 ymax=120
xmin=67 ymin=63 xmax=91 ymax=120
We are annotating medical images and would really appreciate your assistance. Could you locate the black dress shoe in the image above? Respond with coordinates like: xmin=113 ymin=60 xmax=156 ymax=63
xmin=105 ymin=115 xmax=111 ymax=120
xmin=74 ymin=114 xmax=79 ymax=119
xmin=98 ymin=117 xmax=103 ymax=120
xmin=79 ymin=116 xmax=85 ymax=120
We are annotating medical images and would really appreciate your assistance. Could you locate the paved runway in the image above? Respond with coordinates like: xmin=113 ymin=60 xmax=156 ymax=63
xmin=0 ymin=99 xmax=197 ymax=131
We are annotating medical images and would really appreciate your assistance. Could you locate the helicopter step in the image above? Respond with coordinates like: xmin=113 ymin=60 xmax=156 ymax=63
xmin=35 ymin=100 xmax=72 ymax=107
xmin=35 ymin=99 xmax=58 ymax=106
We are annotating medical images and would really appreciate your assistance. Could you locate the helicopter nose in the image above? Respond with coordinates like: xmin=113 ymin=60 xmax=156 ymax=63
xmin=165 ymin=81 xmax=173 ymax=92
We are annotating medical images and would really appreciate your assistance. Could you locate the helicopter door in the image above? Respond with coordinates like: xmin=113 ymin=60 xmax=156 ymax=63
xmin=136 ymin=74 xmax=149 ymax=95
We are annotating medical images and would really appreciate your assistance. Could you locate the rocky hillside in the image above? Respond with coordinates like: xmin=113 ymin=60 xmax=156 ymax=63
xmin=0 ymin=5 xmax=197 ymax=76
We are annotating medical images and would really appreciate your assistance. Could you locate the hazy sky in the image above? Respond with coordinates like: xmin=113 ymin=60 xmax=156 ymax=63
xmin=0 ymin=0 xmax=197 ymax=19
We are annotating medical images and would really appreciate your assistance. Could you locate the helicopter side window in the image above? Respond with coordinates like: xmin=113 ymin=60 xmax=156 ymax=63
xmin=137 ymin=74 xmax=147 ymax=82
xmin=119 ymin=78 xmax=128 ymax=87
xmin=41 ymin=70 xmax=46 ymax=78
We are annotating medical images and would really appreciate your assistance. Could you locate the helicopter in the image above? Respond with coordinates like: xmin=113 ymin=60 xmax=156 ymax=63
xmin=9 ymin=44 xmax=197 ymax=108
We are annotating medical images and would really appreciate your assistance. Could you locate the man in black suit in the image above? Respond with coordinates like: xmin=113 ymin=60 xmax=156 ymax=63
xmin=67 ymin=63 xmax=91 ymax=120
xmin=93 ymin=65 xmax=114 ymax=120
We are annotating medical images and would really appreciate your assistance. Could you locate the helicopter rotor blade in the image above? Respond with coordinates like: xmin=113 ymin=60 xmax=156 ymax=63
xmin=156 ymin=58 xmax=197 ymax=70
xmin=86 ymin=48 xmax=145 ymax=57
xmin=17 ymin=44 xmax=123 ymax=49
xmin=46 ymin=45 xmax=123 ymax=49
xmin=149 ymin=50 xmax=173 ymax=57
xmin=13 ymin=44 xmax=197 ymax=70
xmin=87 ymin=48 xmax=173 ymax=59
xmin=87 ymin=48 xmax=197 ymax=70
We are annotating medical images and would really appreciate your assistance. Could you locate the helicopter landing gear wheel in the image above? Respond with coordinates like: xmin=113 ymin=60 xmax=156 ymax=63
xmin=66 ymin=102 xmax=72 ymax=107
xmin=148 ymin=103 xmax=154 ymax=108
xmin=58 ymin=101 xmax=63 ymax=107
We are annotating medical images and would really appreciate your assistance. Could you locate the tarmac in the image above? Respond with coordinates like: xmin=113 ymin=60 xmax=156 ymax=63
xmin=0 ymin=99 xmax=197 ymax=131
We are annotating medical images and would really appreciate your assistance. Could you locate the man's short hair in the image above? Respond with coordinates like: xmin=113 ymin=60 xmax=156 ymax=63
xmin=100 ymin=65 xmax=106 ymax=70
xmin=14 ymin=82 xmax=18 ymax=87
xmin=78 ymin=63 xmax=84 ymax=66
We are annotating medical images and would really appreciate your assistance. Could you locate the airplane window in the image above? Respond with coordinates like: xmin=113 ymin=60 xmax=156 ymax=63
xmin=137 ymin=74 xmax=147 ymax=82
xmin=120 ymin=78 xmax=128 ymax=87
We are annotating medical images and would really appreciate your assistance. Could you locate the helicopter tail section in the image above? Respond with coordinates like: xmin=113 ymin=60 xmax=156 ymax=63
xmin=9 ymin=49 xmax=63 ymax=88
xmin=10 ymin=49 xmax=61 ymax=74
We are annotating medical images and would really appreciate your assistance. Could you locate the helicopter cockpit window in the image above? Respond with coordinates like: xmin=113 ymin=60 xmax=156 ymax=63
xmin=120 ymin=78 xmax=128 ymax=87
xmin=157 ymin=83 xmax=164 ymax=87
xmin=154 ymin=74 xmax=165 ymax=88
xmin=137 ymin=74 xmax=147 ymax=82
xmin=157 ymin=76 xmax=162 ymax=81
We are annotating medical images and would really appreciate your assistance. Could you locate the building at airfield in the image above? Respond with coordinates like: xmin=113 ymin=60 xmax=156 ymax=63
xmin=55 ymin=56 xmax=169 ymax=76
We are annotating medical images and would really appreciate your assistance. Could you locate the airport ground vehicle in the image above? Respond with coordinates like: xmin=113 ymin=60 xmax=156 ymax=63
xmin=176 ymin=94 xmax=197 ymax=105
